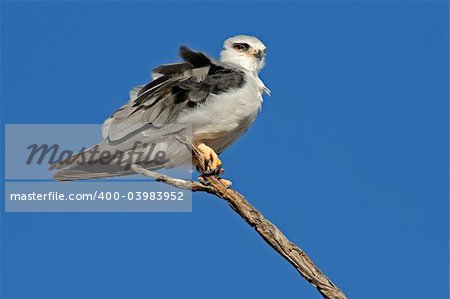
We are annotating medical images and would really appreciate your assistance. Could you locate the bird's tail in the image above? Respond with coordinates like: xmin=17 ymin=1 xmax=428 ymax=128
xmin=49 ymin=144 xmax=165 ymax=181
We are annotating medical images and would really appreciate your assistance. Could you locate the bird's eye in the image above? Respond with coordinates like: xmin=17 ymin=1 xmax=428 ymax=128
xmin=233 ymin=43 xmax=249 ymax=51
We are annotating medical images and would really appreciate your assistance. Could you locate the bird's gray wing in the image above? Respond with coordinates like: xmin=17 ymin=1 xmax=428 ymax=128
xmin=51 ymin=46 xmax=245 ymax=181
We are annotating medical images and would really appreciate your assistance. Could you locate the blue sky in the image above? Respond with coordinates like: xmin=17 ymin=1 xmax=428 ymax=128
xmin=1 ymin=1 xmax=448 ymax=298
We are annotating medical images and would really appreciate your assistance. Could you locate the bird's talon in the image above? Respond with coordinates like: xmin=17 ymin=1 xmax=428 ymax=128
xmin=214 ymin=164 xmax=223 ymax=175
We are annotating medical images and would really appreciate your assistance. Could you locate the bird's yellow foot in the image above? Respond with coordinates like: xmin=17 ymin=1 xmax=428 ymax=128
xmin=196 ymin=143 xmax=224 ymax=176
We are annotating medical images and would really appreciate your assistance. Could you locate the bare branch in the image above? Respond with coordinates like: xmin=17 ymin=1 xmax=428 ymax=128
xmin=132 ymin=139 xmax=347 ymax=299
xmin=131 ymin=165 xmax=210 ymax=192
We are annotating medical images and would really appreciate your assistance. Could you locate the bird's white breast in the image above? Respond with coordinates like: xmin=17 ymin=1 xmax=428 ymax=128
xmin=177 ymin=72 xmax=264 ymax=152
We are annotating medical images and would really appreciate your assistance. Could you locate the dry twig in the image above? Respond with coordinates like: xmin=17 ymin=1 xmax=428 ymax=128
xmin=131 ymin=138 xmax=347 ymax=299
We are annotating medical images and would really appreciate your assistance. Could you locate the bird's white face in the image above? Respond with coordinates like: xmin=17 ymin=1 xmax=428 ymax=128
xmin=220 ymin=35 xmax=267 ymax=74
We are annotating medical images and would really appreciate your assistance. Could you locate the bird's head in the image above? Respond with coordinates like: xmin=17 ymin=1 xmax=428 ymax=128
xmin=220 ymin=35 xmax=266 ymax=74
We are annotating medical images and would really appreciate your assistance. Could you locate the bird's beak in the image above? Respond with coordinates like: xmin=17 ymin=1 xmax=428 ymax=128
xmin=253 ymin=50 xmax=263 ymax=60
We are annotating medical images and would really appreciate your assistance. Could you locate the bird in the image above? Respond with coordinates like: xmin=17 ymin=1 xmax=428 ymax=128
xmin=51 ymin=35 xmax=269 ymax=181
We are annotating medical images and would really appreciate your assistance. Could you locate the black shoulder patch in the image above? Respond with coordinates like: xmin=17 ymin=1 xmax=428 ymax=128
xmin=205 ymin=69 xmax=246 ymax=94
